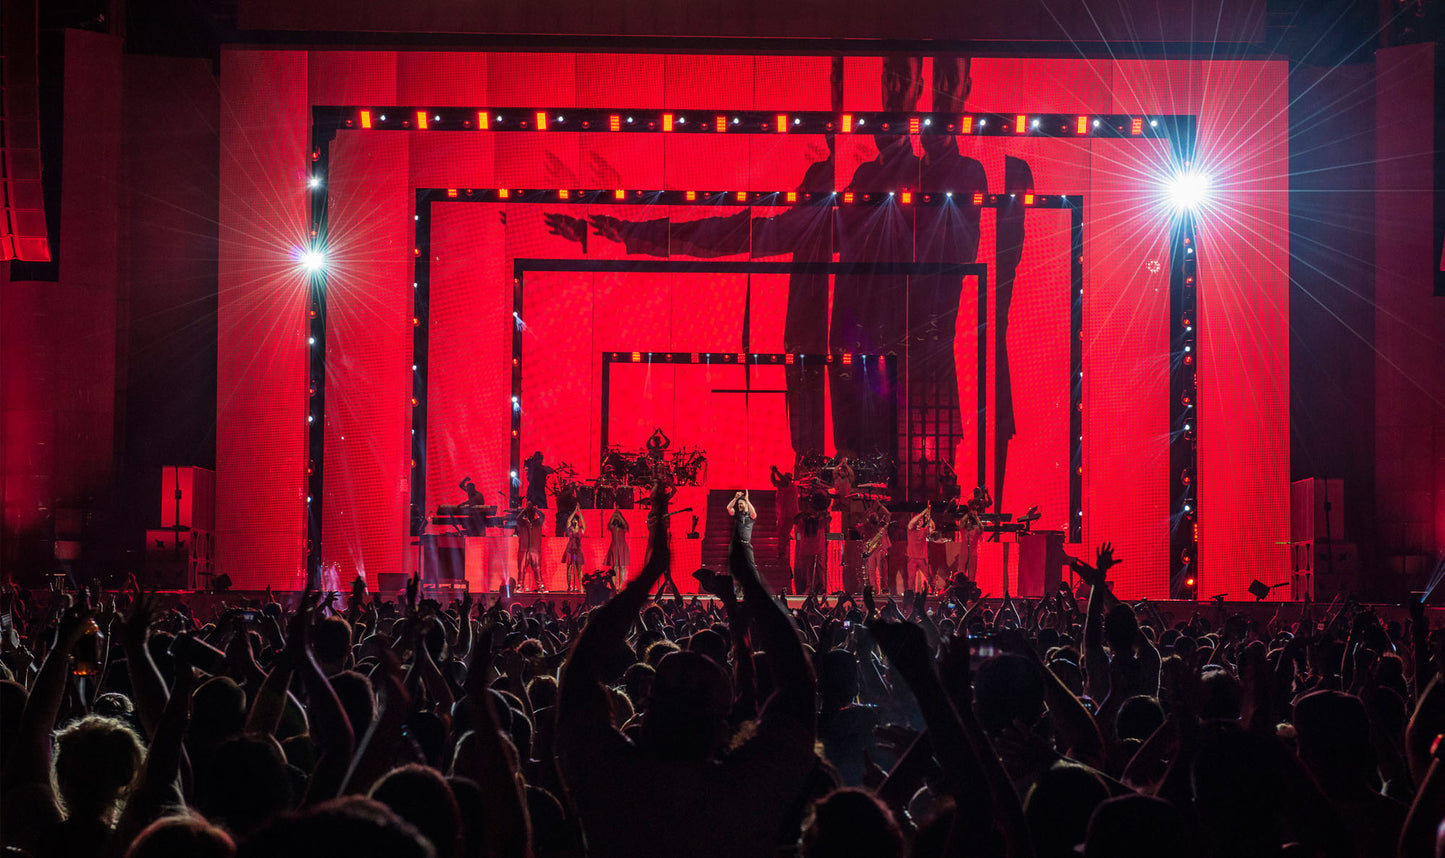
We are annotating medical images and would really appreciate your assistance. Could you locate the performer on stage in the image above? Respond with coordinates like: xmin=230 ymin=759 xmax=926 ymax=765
xmin=645 ymin=428 xmax=670 ymax=462
xmin=832 ymin=456 xmax=857 ymax=537
xmin=906 ymin=506 xmax=935 ymax=592
xmin=515 ymin=500 xmax=545 ymax=592
xmin=524 ymin=451 xmax=554 ymax=509
xmin=794 ymin=502 xmax=829 ymax=596
xmin=861 ymin=501 xmax=892 ymax=593
xmin=458 ymin=476 xmax=487 ymax=507
xmin=938 ymin=461 xmax=961 ymax=502
xmin=960 ymin=497 xmax=985 ymax=581
xmin=605 ymin=507 xmax=630 ymax=587
xmin=727 ymin=489 xmax=758 ymax=571
xmin=561 ymin=507 xmax=586 ymax=592
xmin=967 ymin=484 xmax=992 ymax=516
xmin=770 ymin=465 xmax=799 ymax=562
xmin=646 ymin=484 xmax=682 ymax=600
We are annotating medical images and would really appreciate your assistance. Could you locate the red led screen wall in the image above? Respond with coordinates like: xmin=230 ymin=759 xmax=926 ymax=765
xmin=218 ymin=50 xmax=1289 ymax=599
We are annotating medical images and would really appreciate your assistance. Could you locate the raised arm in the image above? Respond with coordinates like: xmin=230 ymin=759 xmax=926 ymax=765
xmin=558 ymin=483 xmax=672 ymax=730
xmin=1079 ymin=543 xmax=1119 ymax=701
xmin=119 ymin=581 xmax=170 ymax=738
xmin=869 ymin=620 xmax=1029 ymax=858
xmin=729 ymin=521 xmax=816 ymax=736
xmin=1 ymin=597 xmax=92 ymax=823
xmin=459 ymin=641 xmax=534 ymax=858
xmin=291 ymin=592 xmax=356 ymax=804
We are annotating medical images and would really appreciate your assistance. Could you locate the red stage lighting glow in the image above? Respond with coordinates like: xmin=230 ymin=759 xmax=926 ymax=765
xmin=359 ymin=110 xmax=373 ymax=129
xmin=416 ymin=111 xmax=429 ymax=129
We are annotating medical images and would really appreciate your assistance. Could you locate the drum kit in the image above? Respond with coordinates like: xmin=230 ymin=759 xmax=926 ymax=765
xmin=554 ymin=444 xmax=709 ymax=508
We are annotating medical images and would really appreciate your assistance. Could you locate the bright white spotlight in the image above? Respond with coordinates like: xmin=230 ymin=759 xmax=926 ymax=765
xmin=300 ymin=249 xmax=326 ymax=272
xmin=1166 ymin=170 xmax=1211 ymax=211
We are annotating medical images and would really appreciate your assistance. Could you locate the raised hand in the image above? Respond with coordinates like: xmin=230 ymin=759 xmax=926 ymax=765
xmin=1095 ymin=542 xmax=1120 ymax=574
xmin=543 ymin=212 xmax=589 ymax=249
xmin=589 ymin=214 xmax=627 ymax=244
xmin=868 ymin=617 xmax=932 ymax=676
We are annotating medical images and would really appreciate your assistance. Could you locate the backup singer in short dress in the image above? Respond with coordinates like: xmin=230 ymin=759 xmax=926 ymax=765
xmin=562 ymin=508 xmax=586 ymax=592
xmin=605 ymin=508 xmax=630 ymax=586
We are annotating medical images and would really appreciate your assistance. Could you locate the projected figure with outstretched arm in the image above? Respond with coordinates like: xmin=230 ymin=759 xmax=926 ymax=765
xmin=545 ymin=59 xmax=843 ymax=461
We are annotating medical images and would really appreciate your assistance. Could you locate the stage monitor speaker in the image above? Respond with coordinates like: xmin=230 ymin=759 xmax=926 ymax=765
xmin=1016 ymin=531 xmax=1066 ymax=598
xmin=1291 ymin=478 xmax=1344 ymax=544
xmin=420 ymin=534 xmax=465 ymax=586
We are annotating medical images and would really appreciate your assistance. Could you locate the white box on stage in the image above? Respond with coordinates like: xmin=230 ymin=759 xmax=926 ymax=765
xmin=1016 ymin=531 xmax=1066 ymax=598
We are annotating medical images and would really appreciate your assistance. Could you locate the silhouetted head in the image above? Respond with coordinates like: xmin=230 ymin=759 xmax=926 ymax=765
xmin=801 ymin=788 xmax=903 ymax=858
xmin=125 ymin=813 xmax=235 ymax=858
xmin=641 ymin=651 xmax=732 ymax=761
xmin=817 ymin=648 xmax=859 ymax=708
xmin=330 ymin=670 xmax=376 ymax=733
xmin=370 ymin=765 xmax=460 ymax=858
xmin=973 ymin=654 xmax=1046 ymax=733
xmin=313 ymin=617 xmax=353 ymax=673
xmin=196 ymin=734 xmax=292 ymax=836
xmin=1103 ymin=603 xmax=1139 ymax=653
xmin=1025 ymin=763 xmax=1109 ymax=858
xmin=238 ymin=796 xmax=434 ymax=858
xmin=1082 ymin=794 xmax=1187 ymax=858
xmin=53 ymin=715 xmax=144 ymax=824
xmin=1293 ymin=690 xmax=1374 ymax=786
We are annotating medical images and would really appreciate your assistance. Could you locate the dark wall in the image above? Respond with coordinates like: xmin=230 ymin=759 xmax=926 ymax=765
xmin=1288 ymin=62 xmax=1377 ymax=554
xmin=114 ymin=54 xmax=220 ymax=571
